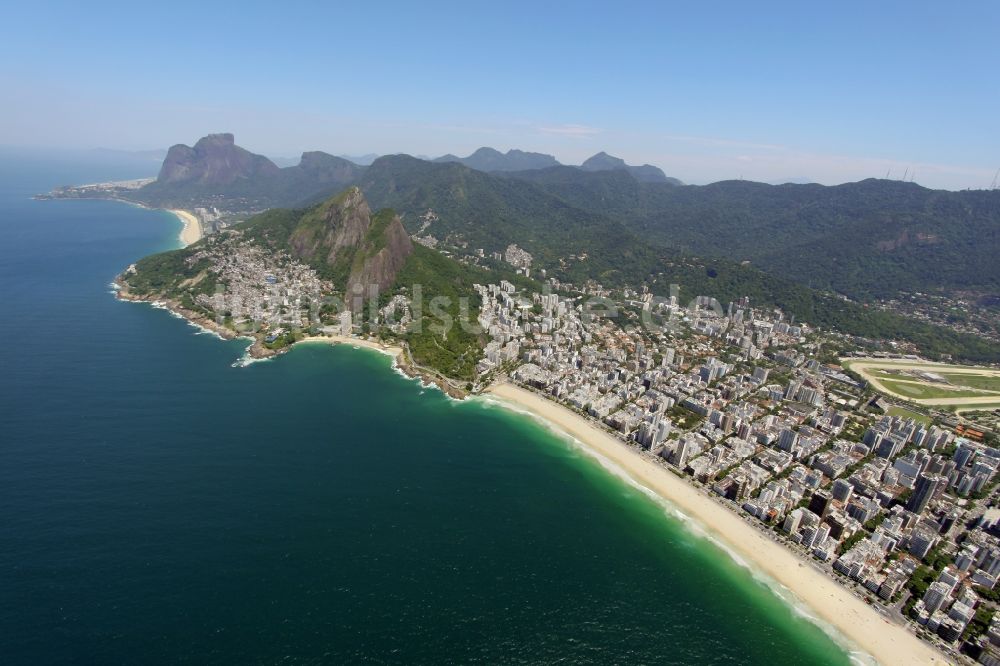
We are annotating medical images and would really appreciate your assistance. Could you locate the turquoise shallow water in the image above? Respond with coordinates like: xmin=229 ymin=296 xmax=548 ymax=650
xmin=0 ymin=153 xmax=853 ymax=664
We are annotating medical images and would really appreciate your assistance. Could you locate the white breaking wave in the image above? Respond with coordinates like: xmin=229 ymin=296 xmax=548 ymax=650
xmin=476 ymin=394 xmax=877 ymax=666
xmin=231 ymin=340 xmax=269 ymax=368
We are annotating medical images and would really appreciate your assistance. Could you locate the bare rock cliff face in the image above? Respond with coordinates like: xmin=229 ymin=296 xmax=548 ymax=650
xmin=157 ymin=133 xmax=280 ymax=186
xmin=287 ymin=187 xmax=413 ymax=295
xmin=288 ymin=187 xmax=371 ymax=266
xmin=322 ymin=188 xmax=371 ymax=265
xmin=349 ymin=216 xmax=413 ymax=294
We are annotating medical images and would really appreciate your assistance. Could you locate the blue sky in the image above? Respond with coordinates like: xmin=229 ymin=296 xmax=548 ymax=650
xmin=2 ymin=1 xmax=998 ymax=188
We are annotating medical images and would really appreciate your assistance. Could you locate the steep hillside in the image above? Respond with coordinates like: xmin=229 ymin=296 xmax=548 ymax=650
xmin=127 ymin=188 xmax=411 ymax=298
xmin=359 ymin=155 xmax=653 ymax=285
xmin=505 ymin=173 xmax=1000 ymax=299
xmin=239 ymin=187 xmax=412 ymax=294
xmin=355 ymin=155 xmax=1000 ymax=362
xmin=122 ymin=187 xmax=498 ymax=377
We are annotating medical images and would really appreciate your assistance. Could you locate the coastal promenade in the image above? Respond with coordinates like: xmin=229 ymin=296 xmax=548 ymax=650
xmin=485 ymin=381 xmax=952 ymax=666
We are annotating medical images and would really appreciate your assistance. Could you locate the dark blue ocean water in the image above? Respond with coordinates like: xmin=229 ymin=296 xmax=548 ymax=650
xmin=0 ymin=151 xmax=852 ymax=665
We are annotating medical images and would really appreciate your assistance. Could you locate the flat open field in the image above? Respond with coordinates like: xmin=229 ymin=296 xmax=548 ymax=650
xmin=942 ymin=373 xmax=1000 ymax=393
xmin=886 ymin=406 xmax=932 ymax=426
xmin=842 ymin=358 xmax=1000 ymax=413
xmin=879 ymin=378 xmax=989 ymax=400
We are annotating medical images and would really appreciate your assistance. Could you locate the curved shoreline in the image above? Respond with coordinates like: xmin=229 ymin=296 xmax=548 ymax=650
xmin=118 ymin=282 xmax=952 ymax=664
xmin=109 ymin=200 xmax=950 ymax=663
xmin=36 ymin=195 xmax=204 ymax=248
xmin=168 ymin=209 xmax=203 ymax=246
xmin=483 ymin=382 xmax=951 ymax=666
xmin=297 ymin=335 xmax=404 ymax=359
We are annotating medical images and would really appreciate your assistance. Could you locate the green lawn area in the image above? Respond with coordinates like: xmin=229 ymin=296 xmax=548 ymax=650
xmin=870 ymin=369 xmax=908 ymax=381
xmin=879 ymin=379 xmax=990 ymax=400
xmin=886 ymin=406 xmax=932 ymax=426
xmin=942 ymin=373 xmax=1000 ymax=393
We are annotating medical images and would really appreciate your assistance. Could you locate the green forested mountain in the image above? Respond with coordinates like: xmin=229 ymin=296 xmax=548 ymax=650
xmin=119 ymin=138 xmax=1000 ymax=363
xmin=357 ymin=155 xmax=654 ymax=285
xmin=124 ymin=188 xmax=503 ymax=379
xmin=350 ymin=156 xmax=1000 ymax=362
xmin=130 ymin=136 xmax=1000 ymax=306
xmin=359 ymin=156 xmax=1000 ymax=300
xmin=502 ymin=170 xmax=1000 ymax=299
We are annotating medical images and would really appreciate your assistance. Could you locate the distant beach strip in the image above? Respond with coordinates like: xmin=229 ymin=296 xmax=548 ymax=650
xmin=170 ymin=209 xmax=203 ymax=247
xmin=484 ymin=382 xmax=951 ymax=666
xmin=297 ymin=335 xmax=403 ymax=359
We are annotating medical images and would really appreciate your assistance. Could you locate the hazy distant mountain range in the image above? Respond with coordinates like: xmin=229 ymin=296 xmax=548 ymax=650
xmin=433 ymin=147 xmax=559 ymax=172
xmin=579 ymin=151 xmax=682 ymax=184
xmin=99 ymin=132 xmax=1000 ymax=363
xmin=771 ymin=177 xmax=815 ymax=185
xmin=432 ymin=146 xmax=680 ymax=184
xmin=138 ymin=133 xmax=364 ymax=208
xmin=99 ymin=134 xmax=1000 ymax=336
xmin=272 ymin=153 xmax=380 ymax=167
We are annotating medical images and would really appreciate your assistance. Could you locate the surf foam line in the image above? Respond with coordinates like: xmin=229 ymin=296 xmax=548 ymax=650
xmin=477 ymin=394 xmax=877 ymax=666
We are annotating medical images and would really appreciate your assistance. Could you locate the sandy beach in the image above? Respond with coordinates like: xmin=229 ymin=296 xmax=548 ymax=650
xmin=297 ymin=335 xmax=404 ymax=359
xmin=485 ymin=382 xmax=951 ymax=666
xmin=170 ymin=209 xmax=203 ymax=247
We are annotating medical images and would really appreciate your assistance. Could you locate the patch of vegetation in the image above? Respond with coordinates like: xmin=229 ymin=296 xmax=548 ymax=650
xmin=942 ymin=373 xmax=1000 ymax=393
xmin=394 ymin=245 xmax=491 ymax=381
xmin=839 ymin=529 xmax=868 ymax=554
xmin=361 ymin=158 xmax=1000 ymax=363
xmin=962 ymin=606 xmax=995 ymax=642
xmin=880 ymin=379 xmax=991 ymax=400
xmin=975 ymin=585 xmax=1000 ymax=603
xmin=127 ymin=249 xmax=207 ymax=296
xmin=887 ymin=406 xmax=933 ymax=426
xmin=511 ymin=171 xmax=1000 ymax=302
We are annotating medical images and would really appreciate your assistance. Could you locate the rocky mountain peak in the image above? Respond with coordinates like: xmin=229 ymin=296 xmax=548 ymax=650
xmin=195 ymin=133 xmax=236 ymax=147
xmin=288 ymin=188 xmax=412 ymax=296
xmin=156 ymin=133 xmax=280 ymax=186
